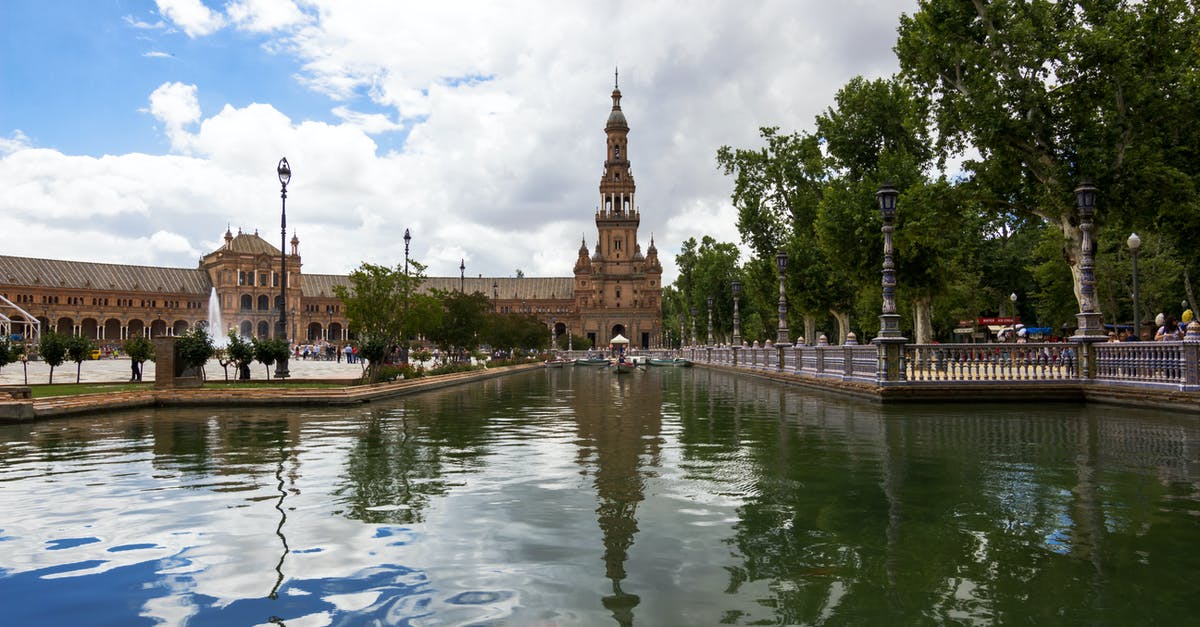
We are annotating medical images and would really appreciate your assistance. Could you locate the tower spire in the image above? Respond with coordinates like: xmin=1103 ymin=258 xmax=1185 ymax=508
xmin=614 ymin=66 xmax=618 ymax=89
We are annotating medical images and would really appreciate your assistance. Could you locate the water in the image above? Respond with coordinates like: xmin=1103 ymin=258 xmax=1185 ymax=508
xmin=1 ymin=367 xmax=1197 ymax=626
xmin=207 ymin=287 xmax=226 ymax=347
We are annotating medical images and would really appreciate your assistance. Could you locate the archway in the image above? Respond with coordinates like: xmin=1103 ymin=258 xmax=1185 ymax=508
xmin=257 ymin=320 xmax=269 ymax=338
xmin=173 ymin=320 xmax=189 ymax=336
xmin=257 ymin=294 xmax=270 ymax=311
xmin=307 ymin=322 xmax=323 ymax=341
xmin=328 ymin=322 xmax=343 ymax=342
xmin=150 ymin=319 xmax=168 ymax=337
xmin=80 ymin=318 xmax=99 ymax=339
xmin=610 ymin=324 xmax=625 ymax=340
xmin=56 ymin=316 xmax=74 ymax=335
xmin=126 ymin=319 xmax=146 ymax=339
xmin=241 ymin=294 xmax=253 ymax=311
xmin=240 ymin=320 xmax=253 ymax=338
xmin=103 ymin=318 xmax=121 ymax=342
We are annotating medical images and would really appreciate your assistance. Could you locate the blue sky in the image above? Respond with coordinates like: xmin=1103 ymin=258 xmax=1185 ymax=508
xmin=0 ymin=0 xmax=917 ymax=280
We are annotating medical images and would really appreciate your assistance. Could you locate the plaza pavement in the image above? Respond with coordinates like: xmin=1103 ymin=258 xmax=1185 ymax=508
xmin=0 ymin=356 xmax=365 ymax=386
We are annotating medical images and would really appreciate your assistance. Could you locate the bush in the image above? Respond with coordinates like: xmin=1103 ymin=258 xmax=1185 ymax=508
xmin=176 ymin=327 xmax=215 ymax=373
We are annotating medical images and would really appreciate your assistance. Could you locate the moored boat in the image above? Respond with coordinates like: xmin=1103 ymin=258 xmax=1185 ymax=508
xmin=611 ymin=361 xmax=636 ymax=374
xmin=574 ymin=357 xmax=611 ymax=367
xmin=671 ymin=358 xmax=693 ymax=367
xmin=544 ymin=358 xmax=569 ymax=368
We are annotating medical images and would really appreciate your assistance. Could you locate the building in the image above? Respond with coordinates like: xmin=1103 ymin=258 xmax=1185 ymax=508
xmin=0 ymin=79 xmax=662 ymax=350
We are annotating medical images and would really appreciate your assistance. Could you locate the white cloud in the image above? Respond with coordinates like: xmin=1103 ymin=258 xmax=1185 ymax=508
xmin=227 ymin=0 xmax=309 ymax=33
xmin=155 ymin=0 xmax=225 ymax=37
xmin=143 ymin=51 xmax=175 ymax=59
xmin=3 ymin=1 xmax=921 ymax=286
xmin=123 ymin=15 xmax=167 ymax=30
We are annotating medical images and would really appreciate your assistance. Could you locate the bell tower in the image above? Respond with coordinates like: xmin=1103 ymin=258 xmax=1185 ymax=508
xmin=574 ymin=70 xmax=663 ymax=350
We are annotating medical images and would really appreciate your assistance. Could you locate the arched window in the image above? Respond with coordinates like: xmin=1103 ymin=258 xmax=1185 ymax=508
xmin=257 ymin=294 xmax=270 ymax=311
xmin=240 ymin=294 xmax=252 ymax=311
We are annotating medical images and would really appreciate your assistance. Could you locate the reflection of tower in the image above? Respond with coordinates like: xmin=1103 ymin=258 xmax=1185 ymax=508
xmin=571 ymin=368 xmax=664 ymax=625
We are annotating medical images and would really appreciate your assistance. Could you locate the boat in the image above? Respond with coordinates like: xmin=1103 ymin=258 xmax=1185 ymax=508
xmin=544 ymin=358 xmax=569 ymax=368
xmin=612 ymin=360 xmax=636 ymax=374
xmin=574 ymin=357 xmax=611 ymax=367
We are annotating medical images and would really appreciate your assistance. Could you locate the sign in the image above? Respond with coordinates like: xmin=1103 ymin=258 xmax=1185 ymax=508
xmin=977 ymin=316 xmax=1019 ymax=325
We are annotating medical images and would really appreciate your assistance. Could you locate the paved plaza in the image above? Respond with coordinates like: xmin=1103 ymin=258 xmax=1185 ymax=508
xmin=0 ymin=356 xmax=364 ymax=386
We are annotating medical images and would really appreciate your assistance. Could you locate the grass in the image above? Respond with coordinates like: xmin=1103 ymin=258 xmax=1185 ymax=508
xmin=25 ymin=380 xmax=351 ymax=398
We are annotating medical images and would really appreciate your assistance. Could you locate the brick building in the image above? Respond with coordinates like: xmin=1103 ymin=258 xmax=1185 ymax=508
xmin=0 ymin=80 xmax=663 ymax=350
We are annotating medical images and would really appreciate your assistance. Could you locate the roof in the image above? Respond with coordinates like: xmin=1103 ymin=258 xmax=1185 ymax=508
xmin=303 ymin=274 xmax=574 ymax=301
xmin=221 ymin=232 xmax=282 ymax=256
xmin=0 ymin=255 xmax=212 ymax=294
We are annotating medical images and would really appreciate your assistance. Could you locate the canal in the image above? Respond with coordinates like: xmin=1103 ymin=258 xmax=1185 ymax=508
xmin=1 ymin=367 xmax=1197 ymax=625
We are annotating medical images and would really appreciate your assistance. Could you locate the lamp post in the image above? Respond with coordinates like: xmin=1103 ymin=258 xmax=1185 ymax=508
xmin=459 ymin=259 xmax=465 ymax=293
xmin=492 ymin=280 xmax=498 ymax=313
xmin=690 ymin=306 xmax=697 ymax=347
xmin=1073 ymin=181 xmax=1105 ymax=339
xmin=732 ymin=280 xmax=741 ymax=346
xmin=1127 ymin=233 xmax=1141 ymax=340
xmin=775 ymin=251 xmax=790 ymax=346
xmin=274 ymin=157 xmax=291 ymax=379
xmin=403 ymin=229 xmax=411 ymax=277
xmin=706 ymin=296 xmax=714 ymax=346
xmin=875 ymin=184 xmax=903 ymax=340
xmin=1009 ymin=292 xmax=1018 ymax=342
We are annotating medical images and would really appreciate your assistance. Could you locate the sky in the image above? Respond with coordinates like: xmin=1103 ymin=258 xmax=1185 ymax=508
xmin=0 ymin=0 xmax=918 ymax=285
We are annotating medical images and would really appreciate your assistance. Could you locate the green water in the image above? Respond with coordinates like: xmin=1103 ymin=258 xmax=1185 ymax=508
xmin=0 ymin=367 xmax=1196 ymax=625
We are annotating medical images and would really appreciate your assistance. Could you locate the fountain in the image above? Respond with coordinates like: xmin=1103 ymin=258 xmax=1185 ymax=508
xmin=207 ymin=287 xmax=227 ymax=347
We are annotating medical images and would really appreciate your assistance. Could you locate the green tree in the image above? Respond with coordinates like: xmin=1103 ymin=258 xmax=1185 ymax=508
xmin=896 ymin=0 xmax=1200 ymax=310
xmin=429 ymin=290 xmax=491 ymax=360
xmin=251 ymin=336 xmax=290 ymax=379
xmin=176 ymin=326 xmax=214 ymax=379
xmin=125 ymin=335 xmax=154 ymax=382
xmin=66 ymin=334 xmax=96 ymax=384
xmin=225 ymin=331 xmax=254 ymax=380
xmin=0 ymin=336 xmax=17 ymax=373
xmin=38 ymin=331 xmax=69 ymax=384
xmin=334 ymin=260 xmax=431 ymax=382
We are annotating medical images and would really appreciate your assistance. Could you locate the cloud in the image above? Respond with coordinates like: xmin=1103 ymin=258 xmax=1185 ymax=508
xmin=227 ymin=0 xmax=309 ymax=33
xmin=155 ymin=0 xmax=226 ymax=37
xmin=123 ymin=15 xmax=167 ymax=30
xmin=147 ymin=82 xmax=202 ymax=152
xmin=143 ymin=51 xmax=175 ymax=59
xmin=0 ymin=130 xmax=31 ymax=156
xmin=331 ymin=106 xmax=404 ymax=134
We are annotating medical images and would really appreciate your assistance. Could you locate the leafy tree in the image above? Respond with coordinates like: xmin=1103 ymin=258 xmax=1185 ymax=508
xmin=38 ymin=331 xmax=68 ymax=384
xmin=251 ymin=336 xmax=290 ymax=379
xmin=225 ymin=331 xmax=254 ymax=380
xmin=66 ymin=334 xmax=96 ymax=384
xmin=429 ymin=290 xmax=491 ymax=360
xmin=335 ymin=260 xmax=433 ymax=382
xmin=0 ymin=336 xmax=16 ymax=372
xmin=896 ymin=0 xmax=1200 ymax=309
xmin=125 ymin=335 xmax=154 ymax=382
xmin=175 ymin=326 xmax=214 ymax=379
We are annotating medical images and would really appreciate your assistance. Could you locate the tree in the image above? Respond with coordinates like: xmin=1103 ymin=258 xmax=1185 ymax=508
xmin=125 ymin=335 xmax=154 ymax=382
xmin=251 ymin=336 xmax=290 ymax=380
xmin=225 ymin=331 xmax=254 ymax=380
xmin=175 ymin=326 xmax=214 ymax=380
xmin=38 ymin=331 xmax=68 ymax=384
xmin=896 ymin=0 xmax=1200 ymax=310
xmin=66 ymin=334 xmax=96 ymax=384
xmin=334 ymin=260 xmax=429 ymax=382
xmin=0 ymin=336 xmax=17 ymax=373
xmin=429 ymin=290 xmax=491 ymax=360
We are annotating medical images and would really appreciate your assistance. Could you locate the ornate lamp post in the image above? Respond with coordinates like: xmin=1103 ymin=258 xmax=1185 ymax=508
xmin=706 ymin=296 xmax=714 ymax=346
xmin=274 ymin=157 xmax=291 ymax=379
xmin=875 ymin=184 xmax=903 ymax=340
xmin=492 ymin=280 xmax=498 ymax=313
xmin=775 ymin=251 xmax=790 ymax=346
xmin=1010 ymin=292 xmax=1018 ymax=340
xmin=459 ymin=259 xmax=466 ymax=293
xmin=403 ymin=228 xmax=411 ymax=277
xmin=1074 ymin=181 xmax=1105 ymax=339
xmin=1128 ymin=233 xmax=1141 ymax=339
xmin=732 ymin=280 xmax=741 ymax=346
xmin=690 ymin=306 xmax=697 ymax=347
xmin=873 ymin=183 xmax=907 ymax=382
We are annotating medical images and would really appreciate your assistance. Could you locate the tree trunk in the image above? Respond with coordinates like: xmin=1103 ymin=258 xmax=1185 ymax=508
xmin=803 ymin=314 xmax=816 ymax=346
xmin=911 ymin=294 xmax=933 ymax=344
xmin=76 ymin=362 xmax=82 ymax=384
xmin=829 ymin=310 xmax=850 ymax=344
xmin=1059 ymin=213 xmax=1085 ymax=309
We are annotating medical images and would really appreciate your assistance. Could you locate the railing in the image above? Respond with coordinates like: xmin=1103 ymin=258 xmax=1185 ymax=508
xmin=672 ymin=338 xmax=1200 ymax=392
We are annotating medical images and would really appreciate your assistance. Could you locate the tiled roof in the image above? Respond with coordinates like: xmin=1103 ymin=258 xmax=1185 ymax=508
xmin=302 ymin=274 xmax=573 ymax=300
xmin=0 ymin=255 xmax=212 ymax=294
xmin=221 ymin=232 xmax=282 ymax=256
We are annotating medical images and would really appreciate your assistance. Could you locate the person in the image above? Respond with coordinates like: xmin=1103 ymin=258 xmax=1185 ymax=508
xmin=130 ymin=359 xmax=141 ymax=382
xmin=1156 ymin=315 xmax=1182 ymax=341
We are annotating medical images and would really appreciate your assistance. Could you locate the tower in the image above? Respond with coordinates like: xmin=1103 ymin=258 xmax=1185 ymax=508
xmin=574 ymin=71 xmax=663 ymax=349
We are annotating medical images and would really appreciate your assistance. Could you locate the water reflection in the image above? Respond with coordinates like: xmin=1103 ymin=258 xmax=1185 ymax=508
xmin=0 ymin=369 xmax=1197 ymax=625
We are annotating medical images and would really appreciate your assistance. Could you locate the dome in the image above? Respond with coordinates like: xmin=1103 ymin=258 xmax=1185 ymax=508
xmin=606 ymin=109 xmax=628 ymax=129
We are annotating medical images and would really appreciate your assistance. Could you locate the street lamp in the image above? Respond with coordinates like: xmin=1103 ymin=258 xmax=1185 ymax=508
xmin=706 ymin=296 xmax=714 ymax=345
xmin=690 ymin=306 xmax=697 ymax=347
xmin=403 ymin=228 xmax=411 ymax=277
xmin=1128 ymin=233 xmax=1140 ymax=339
xmin=1073 ymin=181 xmax=1105 ymax=338
xmin=492 ymin=280 xmax=498 ymax=312
xmin=459 ymin=259 xmax=465 ymax=293
xmin=875 ymin=183 xmax=903 ymax=340
xmin=275 ymin=157 xmax=291 ymax=379
xmin=1010 ymin=292 xmax=1018 ymax=342
xmin=775 ymin=251 xmax=790 ymax=346
xmin=731 ymin=280 xmax=741 ymax=346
